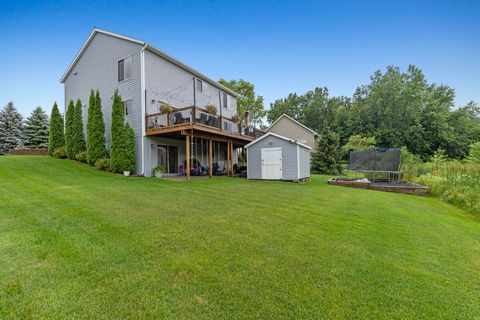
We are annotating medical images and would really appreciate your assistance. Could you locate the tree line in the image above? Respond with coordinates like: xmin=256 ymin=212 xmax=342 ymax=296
xmin=1 ymin=89 xmax=136 ymax=173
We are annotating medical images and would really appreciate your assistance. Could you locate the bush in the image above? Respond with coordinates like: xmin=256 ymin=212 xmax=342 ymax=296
xmin=75 ymin=150 xmax=87 ymax=163
xmin=52 ymin=147 xmax=67 ymax=159
xmin=95 ymin=158 xmax=110 ymax=171
xmin=205 ymin=104 xmax=217 ymax=115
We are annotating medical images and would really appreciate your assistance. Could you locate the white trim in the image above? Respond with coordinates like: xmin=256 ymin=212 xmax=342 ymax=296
xmin=60 ymin=28 xmax=240 ymax=98
xmin=267 ymin=114 xmax=318 ymax=136
xmin=296 ymin=144 xmax=300 ymax=180
xmin=244 ymin=132 xmax=312 ymax=150
xmin=140 ymin=43 xmax=146 ymax=176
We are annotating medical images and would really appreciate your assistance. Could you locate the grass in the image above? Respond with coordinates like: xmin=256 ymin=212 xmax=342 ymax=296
xmin=1 ymin=156 xmax=480 ymax=319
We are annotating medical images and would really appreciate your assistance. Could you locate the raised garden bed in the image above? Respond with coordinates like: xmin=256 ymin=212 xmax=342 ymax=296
xmin=328 ymin=178 xmax=429 ymax=196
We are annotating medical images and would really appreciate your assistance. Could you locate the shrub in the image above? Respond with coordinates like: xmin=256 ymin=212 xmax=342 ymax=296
xmin=159 ymin=103 xmax=173 ymax=114
xmin=153 ymin=165 xmax=165 ymax=174
xmin=87 ymin=90 xmax=107 ymax=166
xmin=48 ymin=102 xmax=64 ymax=155
xmin=52 ymin=147 xmax=67 ymax=159
xmin=110 ymin=90 xmax=126 ymax=173
xmin=95 ymin=158 xmax=110 ymax=171
xmin=75 ymin=150 xmax=87 ymax=163
xmin=123 ymin=123 xmax=136 ymax=173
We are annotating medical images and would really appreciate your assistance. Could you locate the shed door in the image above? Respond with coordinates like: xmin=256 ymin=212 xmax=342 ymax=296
xmin=261 ymin=147 xmax=282 ymax=180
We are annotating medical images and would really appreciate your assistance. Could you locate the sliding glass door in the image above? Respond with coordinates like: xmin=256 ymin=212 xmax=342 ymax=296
xmin=157 ymin=145 xmax=178 ymax=174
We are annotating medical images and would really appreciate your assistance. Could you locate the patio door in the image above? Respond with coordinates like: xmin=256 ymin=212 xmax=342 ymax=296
xmin=261 ymin=147 xmax=282 ymax=180
xmin=158 ymin=145 xmax=178 ymax=174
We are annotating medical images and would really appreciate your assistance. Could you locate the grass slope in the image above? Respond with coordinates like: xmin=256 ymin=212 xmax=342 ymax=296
xmin=1 ymin=156 xmax=479 ymax=319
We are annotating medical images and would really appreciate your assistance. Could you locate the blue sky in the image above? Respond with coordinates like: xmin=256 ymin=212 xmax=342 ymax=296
xmin=1 ymin=0 xmax=479 ymax=119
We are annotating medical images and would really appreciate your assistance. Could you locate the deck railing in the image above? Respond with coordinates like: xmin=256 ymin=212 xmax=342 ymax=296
xmin=146 ymin=106 xmax=258 ymax=138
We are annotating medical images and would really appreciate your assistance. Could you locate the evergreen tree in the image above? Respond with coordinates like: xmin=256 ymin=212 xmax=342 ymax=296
xmin=0 ymin=102 xmax=24 ymax=154
xmin=48 ymin=102 xmax=64 ymax=155
xmin=64 ymin=100 xmax=75 ymax=158
xmin=87 ymin=89 xmax=106 ymax=165
xmin=124 ymin=123 xmax=136 ymax=172
xmin=311 ymin=121 xmax=341 ymax=174
xmin=23 ymin=106 xmax=49 ymax=148
xmin=71 ymin=99 xmax=86 ymax=157
xmin=110 ymin=90 xmax=127 ymax=173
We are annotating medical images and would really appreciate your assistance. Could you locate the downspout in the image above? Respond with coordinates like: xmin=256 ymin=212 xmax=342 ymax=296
xmin=140 ymin=43 xmax=147 ymax=176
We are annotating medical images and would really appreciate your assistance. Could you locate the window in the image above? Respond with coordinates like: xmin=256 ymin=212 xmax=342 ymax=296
xmin=118 ymin=56 xmax=132 ymax=82
xmin=196 ymin=79 xmax=203 ymax=93
xmin=222 ymin=92 xmax=228 ymax=109
xmin=124 ymin=100 xmax=133 ymax=116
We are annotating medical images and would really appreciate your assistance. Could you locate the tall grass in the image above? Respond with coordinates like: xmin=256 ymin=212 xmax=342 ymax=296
xmin=402 ymin=148 xmax=480 ymax=215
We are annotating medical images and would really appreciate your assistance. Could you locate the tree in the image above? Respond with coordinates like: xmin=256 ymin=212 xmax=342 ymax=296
xmin=23 ymin=106 xmax=49 ymax=148
xmin=0 ymin=102 xmax=24 ymax=154
xmin=124 ymin=123 xmax=136 ymax=172
xmin=64 ymin=100 xmax=75 ymax=158
xmin=110 ymin=90 xmax=127 ymax=173
xmin=70 ymin=99 xmax=86 ymax=157
xmin=218 ymin=79 xmax=266 ymax=126
xmin=87 ymin=89 xmax=106 ymax=165
xmin=48 ymin=102 xmax=64 ymax=155
xmin=311 ymin=122 xmax=341 ymax=174
xmin=342 ymin=135 xmax=377 ymax=154
xmin=467 ymin=142 xmax=480 ymax=164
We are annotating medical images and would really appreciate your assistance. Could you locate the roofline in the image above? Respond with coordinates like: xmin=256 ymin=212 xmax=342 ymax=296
xmin=266 ymin=114 xmax=318 ymax=136
xmin=59 ymin=28 xmax=240 ymax=97
xmin=244 ymin=132 xmax=312 ymax=150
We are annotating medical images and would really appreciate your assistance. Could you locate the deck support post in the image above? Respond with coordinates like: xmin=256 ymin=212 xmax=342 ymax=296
xmin=186 ymin=134 xmax=190 ymax=180
xmin=209 ymin=139 xmax=213 ymax=178
xmin=230 ymin=141 xmax=234 ymax=176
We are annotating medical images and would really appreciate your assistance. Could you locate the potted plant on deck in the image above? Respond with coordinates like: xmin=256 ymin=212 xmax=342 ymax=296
xmin=205 ymin=104 xmax=217 ymax=115
xmin=160 ymin=103 xmax=174 ymax=125
xmin=153 ymin=165 xmax=166 ymax=178
xmin=231 ymin=114 xmax=241 ymax=134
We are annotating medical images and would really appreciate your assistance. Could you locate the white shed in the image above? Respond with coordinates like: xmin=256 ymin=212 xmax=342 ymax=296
xmin=245 ymin=132 xmax=311 ymax=181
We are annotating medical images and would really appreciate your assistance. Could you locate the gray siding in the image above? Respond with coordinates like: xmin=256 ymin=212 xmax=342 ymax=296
xmin=247 ymin=135 xmax=299 ymax=180
xmin=64 ymin=32 xmax=143 ymax=173
xmin=298 ymin=146 xmax=311 ymax=179
xmin=144 ymin=50 xmax=237 ymax=118
xmin=267 ymin=116 xmax=317 ymax=151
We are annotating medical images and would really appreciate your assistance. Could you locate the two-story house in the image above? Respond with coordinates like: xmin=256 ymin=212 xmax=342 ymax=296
xmin=61 ymin=28 xmax=254 ymax=177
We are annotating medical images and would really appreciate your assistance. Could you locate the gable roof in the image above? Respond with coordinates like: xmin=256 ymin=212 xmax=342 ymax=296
xmin=244 ymin=132 xmax=311 ymax=150
xmin=60 ymin=28 xmax=239 ymax=97
xmin=266 ymin=114 xmax=318 ymax=136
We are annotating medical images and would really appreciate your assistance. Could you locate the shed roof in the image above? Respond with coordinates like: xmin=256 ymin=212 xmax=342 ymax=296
xmin=244 ymin=132 xmax=312 ymax=150
xmin=60 ymin=28 xmax=239 ymax=97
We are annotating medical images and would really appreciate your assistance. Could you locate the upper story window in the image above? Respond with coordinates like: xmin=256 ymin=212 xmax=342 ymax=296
xmin=124 ymin=99 xmax=133 ymax=116
xmin=118 ymin=56 xmax=132 ymax=82
xmin=222 ymin=92 xmax=228 ymax=109
xmin=196 ymin=79 xmax=203 ymax=93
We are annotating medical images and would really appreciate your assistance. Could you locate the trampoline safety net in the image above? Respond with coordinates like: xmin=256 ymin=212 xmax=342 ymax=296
xmin=348 ymin=148 xmax=401 ymax=173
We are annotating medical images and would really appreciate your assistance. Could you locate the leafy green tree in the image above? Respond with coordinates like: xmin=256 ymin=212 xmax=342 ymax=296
xmin=23 ymin=106 xmax=49 ymax=148
xmin=87 ymin=89 xmax=106 ymax=165
xmin=218 ymin=79 xmax=266 ymax=126
xmin=110 ymin=90 xmax=127 ymax=173
xmin=311 ymin=122 xmax=341 ymax=174
xmin=467 ymin=142 xmax=480 ymax=164
xmin=124 ymin=123 xmax=136 ymax=172
xmin=70 ymin=99 xmax=86 ymax=157
xmin=267 ymin=93 xmax=303 ymax=125
xmin=0 ymin=102 xmax=24 ymax=154
xmin=343 ymin=135 xmax=376 ymax=153
xmin=48 ymin=102 xmax=64 ymax=155
xmin=64 ymin=100 xmax=75 ymax=158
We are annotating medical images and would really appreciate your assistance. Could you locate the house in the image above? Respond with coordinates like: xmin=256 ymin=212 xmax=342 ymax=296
xmin=266 ymin=114 xmax=318 ymax=150
xmin=245 ymin=132 xmax=311 ymax=181
xmin=61 ymin=28 xmax=255 ymax=177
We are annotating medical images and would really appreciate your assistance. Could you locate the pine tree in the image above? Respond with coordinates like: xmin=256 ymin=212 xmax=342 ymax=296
xmin=0 ymin=102 xmax=24 ymax=154
xmin=64 ymin=100 xmax=75 ymax=158
xmin=71 ymin=99 xmax=86 ymax=157
xmin=124 ymin=123 xmax=136 ymax=172
xmin=311 ymin=121 xmax=341 ymax=174
xmin=87 ymin=89 xmax=106 ymax=165
xmin=48 ymin=102 xmax=65 ymax=155
xmin=23 ymin=106 xmax=49 ymax=148
xmin=110 ymin=90 xmax=126 ymax=173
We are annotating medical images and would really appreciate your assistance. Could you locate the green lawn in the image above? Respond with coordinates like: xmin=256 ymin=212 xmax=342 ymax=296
xmin=1 ymin=156 xmax=480 ymax=319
